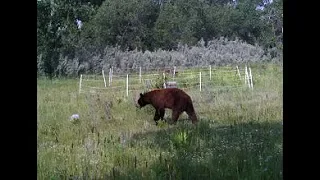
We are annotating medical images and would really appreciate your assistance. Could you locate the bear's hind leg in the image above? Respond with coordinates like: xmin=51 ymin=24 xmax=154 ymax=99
xmin=186 ymin=104 xmax=198 ymax=124
xmin=186 ymin=111 xmax=198 ymax=124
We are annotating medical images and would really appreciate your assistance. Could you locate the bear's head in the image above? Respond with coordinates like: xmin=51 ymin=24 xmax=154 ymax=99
xmin=136 ymin=93 xmax=148 ymax=108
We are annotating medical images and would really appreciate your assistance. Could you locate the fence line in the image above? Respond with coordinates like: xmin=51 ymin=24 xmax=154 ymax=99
xmin=106 ymin=70 xmax=241 ymax=80
xmin=112 ymin=73 xmax=161 ymax=78
xmin=80 ymin=78 xmax=244 ymax=93
xmin=103 ymin=65 xmax=241 ymax=74
xmin=79 ymin=65 xmax=254 ymax=96
xmin=98 ymin=65 xmax=243 ymax=80
xmin=103 ymin=65 xmax=238 ymax=70
xmin=83 ymin=70 xmax=241 ymax=81
xmin=82 ymin=79 xmax=105 ymax=82
xmin=79 ymin=84 xmax=248 ymax=95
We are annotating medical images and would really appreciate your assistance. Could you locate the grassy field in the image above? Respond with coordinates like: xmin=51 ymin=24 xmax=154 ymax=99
xmin=37 ymin=63 xmax=283 ymax=179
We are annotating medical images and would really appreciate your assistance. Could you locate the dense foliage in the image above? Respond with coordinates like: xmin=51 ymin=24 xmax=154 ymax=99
xmin=37 ymin=0 xmax=282 ymax=78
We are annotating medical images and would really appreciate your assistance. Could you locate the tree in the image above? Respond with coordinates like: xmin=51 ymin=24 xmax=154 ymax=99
xmin=154 ymin=0 xmax=206 ymax=50
xmin=260 ymin=0 xmax=283 ymax=47
xmin=37 ymin=0 xmax=62 ymax=78
xmin=90 ymin=0 xmax=160 ymax=51
xmin=37 ymin=0 xmax=97 ymax=77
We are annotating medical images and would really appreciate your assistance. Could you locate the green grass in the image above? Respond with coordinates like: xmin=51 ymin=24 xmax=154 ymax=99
xmin=37 ymin=63 xmax=283 ymax=179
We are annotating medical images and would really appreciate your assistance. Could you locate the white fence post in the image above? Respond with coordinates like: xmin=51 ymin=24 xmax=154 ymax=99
xmin=173 ymin=66 xmax=176 ymax=80
xmin=244 ymin=67 xmax=246 ymax=85
xmin=109 ymin=68 xmax=111 ymax=86
xmin=209 ymin=65 xmax=212 ymax=80
xmin=110 ymin=67 xmax=113 ymax=85
xmin=249 ymin=67 xmax=253 ymax=89
xmin=245 ymin=66 xmax=250 ymax=88
xmin=79 ymin=74 xmax=82 ymax=94
xmin=102 ymin=70 xmax=107 ymax=88
xmin=236 ymin=66 xmax=241 ymax=81
xmin=199 ymin=71 xmax=202 ymax=92
xmin=163 ymin=72 xmax=166 ymax=84
xmin=126 ymin=74 xmax=129 ymax=97
xmin=139 ymin=66 xmax=142 ymax=83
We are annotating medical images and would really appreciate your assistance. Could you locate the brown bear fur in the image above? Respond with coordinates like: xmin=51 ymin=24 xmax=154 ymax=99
xmin=136 ymin=88 xmax=198 ymax=125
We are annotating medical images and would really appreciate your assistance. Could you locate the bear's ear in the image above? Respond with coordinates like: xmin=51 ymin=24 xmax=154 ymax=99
xmin=140 ymin=93 xmax=144 ymax=97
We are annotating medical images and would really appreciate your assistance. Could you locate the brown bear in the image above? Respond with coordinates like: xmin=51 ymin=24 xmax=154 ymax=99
xmin=136 ymin=88 xmax=198 ymax=125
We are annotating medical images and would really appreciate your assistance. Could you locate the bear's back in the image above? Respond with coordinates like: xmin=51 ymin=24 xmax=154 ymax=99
xmin=162 ymin=88 xmax=190 ymax=99
xmin=148 ymin=88 xmax=191 ymax=105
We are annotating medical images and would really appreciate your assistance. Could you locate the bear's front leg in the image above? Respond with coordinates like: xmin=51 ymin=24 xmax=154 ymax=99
xmin=154 ymin=110 xmax=161 ymax=125
xmin=159 ymin=108 xmax=165 ymax=121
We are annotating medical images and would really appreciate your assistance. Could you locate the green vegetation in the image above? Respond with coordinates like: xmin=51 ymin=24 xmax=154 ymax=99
xmin=37 ymin=0 xmax=282 ymax=179
xmin=37 ymin=0 xmax=282 ymax=78
xmin=37 ymin=63 xmax=282 ymax=179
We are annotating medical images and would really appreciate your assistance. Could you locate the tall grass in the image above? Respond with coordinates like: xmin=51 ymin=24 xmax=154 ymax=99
xmin=37 ymin=63 xmax=282 ymax=179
